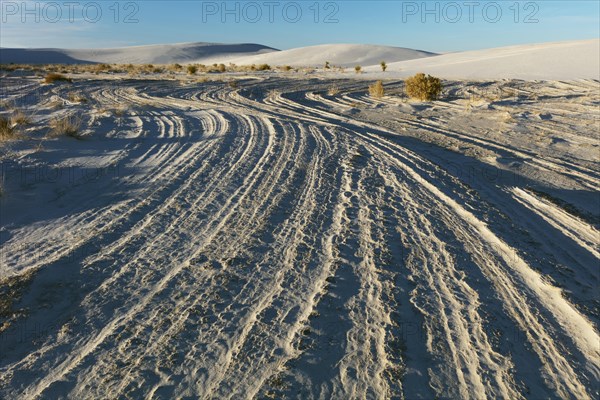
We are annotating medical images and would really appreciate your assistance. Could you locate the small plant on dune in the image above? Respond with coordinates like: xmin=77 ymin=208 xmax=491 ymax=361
xmin=0 ymin=116 xmax=16 ymax=140
xmin=324 ymin=61 xmax=331 ymax=70
xmin=49 ymin=115 xmax=82 ymax=139
xmin=369 ymin=80 xmax=385 ymax=98
xmin=355 ymin=65 xmax=362 ymax=74
xmin=280 ymin=65 xmax=293 ymax=72
xmin=67 ymin=92 xmax=87 ymax=103
xmin=405 ymin=73 xmax=442 ymax=101
xmin=109 ymin=107 xmax=127 ymax=118
xmin=48 ymin=98 xmax=64 ymax=109
xmin=44 ymin=72 xmax=72 ymax=84
xmin=0 ymin=100 xmax=14 ymax=110
xmin=94 ymin=63 xmax=111 ymax=73
xmin=256 ymin=64 xmax=271 ymax=71
xmin=380 ymin=61 xmax=387 ymax=72
xmin=217 ymin=63 xmax=226 ymax=73
xmin=187 ymin=65 xmax=198 ymax=75
xmin=267 ymin=89 xmax=280 ymax=100
xmin=327 ymin=85 xmax=340 ymax=96
xmin=11 ymin=110 xmax=30 ymax=126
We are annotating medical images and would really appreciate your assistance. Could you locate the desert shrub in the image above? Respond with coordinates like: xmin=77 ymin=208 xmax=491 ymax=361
xmin=94 ymin=63 xmax=111 ymax=73
xmin=327 ymin=85 xmax=340 ymax=96
xmin=187 ymin=65 xmax=198 ymax=75
xmin=228 ymin=80 xmax=238 ymax=89
xmin=44 ymin=73 xmax=72 ymax=84
xmin=0 ymin=117 xmax=15 ymax=140
xmin=217 ymin=63 xmax=226 ymax=73
xmin=324 ymin=61 xmax=330 ymax=70
xmin=280 ymin=65 xmax=293 ymax=72
xmin=380 ymin=61 xmax=387 ymax=72
xmin=355 ymin=65 xmax=362 ymax=74
xmin=172 ymin=63 xmax=183 ymax=70
xmin=369 ymin=80 xmax=384 ymax=98
xmin=405 ymin=73 xmax=442 ymax=101
xmin=256 ymin=64 xmax=271 ymax=71
xmin=49 ymin=116 xmax=82 ymax=139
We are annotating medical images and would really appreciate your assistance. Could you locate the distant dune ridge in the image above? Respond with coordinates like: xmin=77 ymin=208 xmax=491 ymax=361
xmin=211 ymin=43 xmax=438 ymax=67
xmin=1 ymin=39 xmax=598 ymax=79
xmin=0 ymin=42 xmax=278 ymax=65
xmin=370 ymin=39 xmax=600 ymax=80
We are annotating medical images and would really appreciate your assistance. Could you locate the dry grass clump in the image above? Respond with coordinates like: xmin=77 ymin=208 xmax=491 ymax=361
xmin=44 ymin=72 xmax=72 ymax=84
xmin=0 ymin=116 xmax=16 ymax=140
xmin=355 ymin=65 xmax=362 ymax=74
xmin=67 ymin=92 xmax=87 ymax=103
xmin=48 ymin=99 xmax=64 ymax=109
xmin=369 ymin=80 xmax=385 ymax=98
xmin=256 ymin=64 xmax=271 ymax=71
xmin=169 ymin=63 xmax=183 ymax=72
xmin=112 ymin=107 xmax=128 ymax=117
xmin=187 ymin=65 xmax=198 ymax=75
xmin=280 ymin=65 xmax=293 ymax=72
xmin=94 ymin=63 xmax=111 ymax=73
xmin=49 ymin=116 xmax=82 ymax=139
xmin=267 ymin=89 xmax=280 ymax=100
xmin=11 ymin=110 xmax=30 ymax=126
xmin=0 ymin=64 xmax=19 ymax=72
xmin=0 ymin=99 xmax=14 ymax=110
xmin=0 ymin=269 xmax=36 ymax=333
xmin=327 ymin=85 xmax=340 ymax=96
xmin=0 ymin=110 xmax=31 ymax=141
xmin=405 ymin=73 xmax=442 ymax=101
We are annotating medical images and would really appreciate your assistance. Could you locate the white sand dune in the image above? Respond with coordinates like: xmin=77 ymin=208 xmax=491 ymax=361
xmin=213 ymin=43 xmax=437 ymax=67
xmin=3 ymin=40 xmax=597 ymax=80
xmin=0 ymin=42 xmax=278 ymax=65
xmin=364 ymin=39 xmax=600 ymax=80
xmin=1 ymin=42 xmax=435 ymax=68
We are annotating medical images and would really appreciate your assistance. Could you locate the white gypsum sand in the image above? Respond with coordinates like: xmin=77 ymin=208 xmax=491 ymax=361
xmin=0 ymin=39 xmax=598 ymax=399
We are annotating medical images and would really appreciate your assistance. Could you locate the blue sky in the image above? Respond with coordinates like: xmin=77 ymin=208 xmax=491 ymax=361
xmin=1 ymin=1 xmax=598 ymax=52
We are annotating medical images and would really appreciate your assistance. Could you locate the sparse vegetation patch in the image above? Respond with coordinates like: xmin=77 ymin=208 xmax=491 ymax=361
xmin=44 ymin=73 xmax=72 ymax=84
xmin=369 ymin=80 xmax=385 ymax=98
xmin=49 ymin=115 xmax=83 ymax=139
xmin=405 ymin=73 xmax=442 ymax=101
